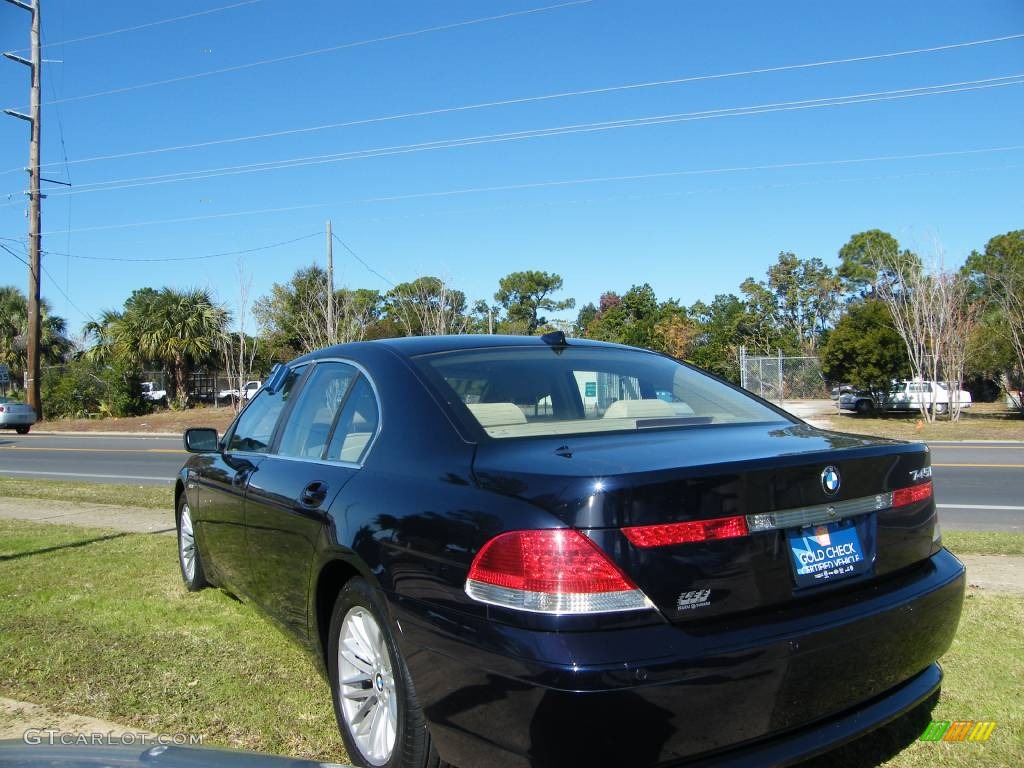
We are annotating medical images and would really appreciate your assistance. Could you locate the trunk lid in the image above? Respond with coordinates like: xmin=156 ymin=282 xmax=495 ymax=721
xmin=472 ymin=423 xmax=936 ymax=622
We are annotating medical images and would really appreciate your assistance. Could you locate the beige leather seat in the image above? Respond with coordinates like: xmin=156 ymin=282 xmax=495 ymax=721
xmin=339 ymin=432 xmax=371 ymax=462
xmin=466 ymin=402 xmax=527 ymax=427
xmin=603 ymin=398 xmax=676 ymax=419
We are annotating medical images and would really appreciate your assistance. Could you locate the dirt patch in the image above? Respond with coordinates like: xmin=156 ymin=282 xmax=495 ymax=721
xmin=0 ymin=697 xmax=152 ymax=739
xmin=960 ymin=554 xmax=1024 ymax=594
xmin=36 ymin=407 xmax=236 ymax=435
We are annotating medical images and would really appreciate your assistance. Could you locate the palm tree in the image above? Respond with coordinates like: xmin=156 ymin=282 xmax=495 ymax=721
xmin=0 ymin=285 xmax=73 ymax=387
xmin=80 ymin=288 xmax=228 ymax=403
xmin=131 ymin=288 xmax=228 ymax=401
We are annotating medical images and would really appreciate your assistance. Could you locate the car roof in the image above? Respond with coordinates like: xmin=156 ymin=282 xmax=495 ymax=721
xmin=294 ymin=334 xmax=637 ymax=363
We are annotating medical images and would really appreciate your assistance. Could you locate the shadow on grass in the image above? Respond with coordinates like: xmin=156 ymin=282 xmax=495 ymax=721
xmin=0 ymin=527 xmax=174 ymax=562
xmin=796 ymin=690 xmax=939 ymax=768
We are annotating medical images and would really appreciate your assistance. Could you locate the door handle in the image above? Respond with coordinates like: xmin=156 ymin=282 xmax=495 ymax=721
xmin=298 ymin=481 xmax=329 ymax=508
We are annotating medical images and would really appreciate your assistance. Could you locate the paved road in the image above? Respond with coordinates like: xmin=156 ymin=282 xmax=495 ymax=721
xmin=929 ymin=443 xmax=1024 ymax=531
xmin=0 ymin=433 xmax=184 ymax=485
xmin=0 ymin=433 xmax=1020 ymax=530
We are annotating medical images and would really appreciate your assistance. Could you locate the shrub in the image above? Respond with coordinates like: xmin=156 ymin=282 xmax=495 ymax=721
xmin=41 ymin=361 xmax=149 ymax=420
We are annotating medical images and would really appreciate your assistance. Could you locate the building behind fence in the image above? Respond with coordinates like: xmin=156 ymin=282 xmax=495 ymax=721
xmin=738 ymin=347 xmax=828 ymax=401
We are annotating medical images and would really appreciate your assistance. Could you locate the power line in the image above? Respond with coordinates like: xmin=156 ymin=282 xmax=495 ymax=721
xmin=0 ymin=241 xmax=30 ymax=267
xmin=38 ymin=259 xmax=93 ymax=322
xmin=42 ymin=20 xmax=76 ymax=324
xmin=16 ymin=0 xmax=593 ymax=109
xmin=13 ymin=142 xmax=1024 ymax=238
xmin=8 ymin=29 xmax=1023 ymax=178
xmin=6 ymin=0 xmax=264 ymax=53
xmin=20 ymin=73 xmax=1024 ymax=200
xmin=43 ymin=230 xmax=322 ymax=262
xmin=348 ymin=161 xmax=1024 ymax=226
xmin=332 ymin=232 xmax=395 ymax=287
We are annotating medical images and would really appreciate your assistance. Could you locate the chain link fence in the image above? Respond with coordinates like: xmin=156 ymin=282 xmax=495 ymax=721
xmin=738 ymin=347 xmax=828 ymax=401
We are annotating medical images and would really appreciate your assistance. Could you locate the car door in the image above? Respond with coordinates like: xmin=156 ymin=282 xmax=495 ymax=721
xmin=244 ymin=362 xmax=380 ymax=641
xmin=193 ymin=365 xmax=306 ymax=595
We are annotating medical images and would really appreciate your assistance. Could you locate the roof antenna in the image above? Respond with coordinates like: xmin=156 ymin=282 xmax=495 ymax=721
xmin=541 ymin=330 xmax=568 ymax=348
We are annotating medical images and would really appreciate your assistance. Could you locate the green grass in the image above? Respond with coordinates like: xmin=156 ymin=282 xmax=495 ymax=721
xmin=827 ymin=408 xmax=1024 ymax=442
xmin=943 ymin=530 xmax=1024 ymax=557
xmin=0 ymin=517 xmax=1020 ymax=767
xmin=0 ymin=477 xmax=172 ymax=509
xmin=0 ymin=518 xmax=342 ymax=761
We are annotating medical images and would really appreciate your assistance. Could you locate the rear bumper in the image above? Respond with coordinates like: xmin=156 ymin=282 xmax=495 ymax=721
xmin=392 ymin=548 xmax=965 ymax=768
xmin=0 ymin=414 xmax=35 ymax=426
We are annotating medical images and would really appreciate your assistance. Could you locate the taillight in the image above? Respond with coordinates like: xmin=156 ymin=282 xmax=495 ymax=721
xmin=0 ymin=406 xmax=4 ymax=413
xmin=622 ymin=515 xmax=749 ymax=548
xmin=465 ymin=529 xmax=651 ymax=614
xmin=892 ymin=481 xmax=933 ymax=508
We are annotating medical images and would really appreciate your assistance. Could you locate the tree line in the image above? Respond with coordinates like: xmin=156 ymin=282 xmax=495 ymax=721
xmin=1 ymin=227 xmax=1020 ymax=421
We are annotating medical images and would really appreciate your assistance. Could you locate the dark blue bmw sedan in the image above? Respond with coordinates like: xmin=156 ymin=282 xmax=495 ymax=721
xmin=175 ymin=334 xmax=965 ymax=768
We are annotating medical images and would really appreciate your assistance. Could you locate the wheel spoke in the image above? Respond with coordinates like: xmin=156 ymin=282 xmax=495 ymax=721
xmin=351 ymin=695 xmax=375 ymax=731
xmin=341 ymin=647 xmax=373 ymax=676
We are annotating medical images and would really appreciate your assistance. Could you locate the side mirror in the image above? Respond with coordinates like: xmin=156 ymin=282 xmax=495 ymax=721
xmin=184 ymin=427 xmax=220 ymax=453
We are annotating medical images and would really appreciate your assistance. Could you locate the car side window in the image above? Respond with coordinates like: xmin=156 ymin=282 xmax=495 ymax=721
xmin=277 ymin=362 xmax=358 ymax=459
xmin=325 ymin=375 xmax=380 ymax=464
xmin=226 ymin=366 xmax=305 ymax=453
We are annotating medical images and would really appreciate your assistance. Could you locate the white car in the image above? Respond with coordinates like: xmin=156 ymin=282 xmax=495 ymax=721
xmin=840 ymin=380 xmax=972 ymax=415
xmin=141 ymin=381 xmax=167 ymax=403
xmin=0 ymin=396 xmax=36 ymax=434
xmin=218 ymin=380 xmax=262 ymax=402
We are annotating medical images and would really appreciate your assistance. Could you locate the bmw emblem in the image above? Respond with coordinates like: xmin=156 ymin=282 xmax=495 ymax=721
xmin=821 ymin=466 xmax=841 ymax=496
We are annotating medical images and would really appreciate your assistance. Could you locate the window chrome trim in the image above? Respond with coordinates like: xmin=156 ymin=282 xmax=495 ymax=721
xmin=269 ymin=357 xmax=383 ymax=470
xmin=745 ymin=492 xmax=894 ymax=532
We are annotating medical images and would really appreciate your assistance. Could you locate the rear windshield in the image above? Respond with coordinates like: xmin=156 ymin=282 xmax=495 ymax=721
xmin=414 ymin=346 xmax=788 ymax=439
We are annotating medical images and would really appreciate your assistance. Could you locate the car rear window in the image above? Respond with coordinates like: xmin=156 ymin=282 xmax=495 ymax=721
xmin=414 ymin=345 xmax=787 ymax=439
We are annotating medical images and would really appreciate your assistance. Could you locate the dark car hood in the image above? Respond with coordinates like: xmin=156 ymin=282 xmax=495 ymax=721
xmin=0 ymin=741 xmax=345 ymax=768
xmin=471 ymin=422 xmax=926 ymax=527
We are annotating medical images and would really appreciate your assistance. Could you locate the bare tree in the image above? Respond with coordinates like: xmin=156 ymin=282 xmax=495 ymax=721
xmin=294 ymin=276 xmax=374 ymax=352
xmin=991 ymin=269 xmax=1024 ymax=408
xmin=220 ymin=262 xmax=259 ymax=414
xmin=933 ymin=270 xmax=979 ymax=421
xmin=874 ymin=250 xmax=978 ymax=422
xmin=390 ymin=276 xmax=468 ymax=336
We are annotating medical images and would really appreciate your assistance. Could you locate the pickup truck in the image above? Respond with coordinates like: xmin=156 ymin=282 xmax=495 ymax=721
xmin=839 ymin=380 xmax=973 ymax=415
xmin=217 ymin=380 xmax=262 ymax=403
xmin=140 ymin=381 xmax=167 ymax=403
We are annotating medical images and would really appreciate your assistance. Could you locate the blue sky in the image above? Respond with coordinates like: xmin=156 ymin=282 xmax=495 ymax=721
xmin=0 ymin=0 xmax=1022 ymax=334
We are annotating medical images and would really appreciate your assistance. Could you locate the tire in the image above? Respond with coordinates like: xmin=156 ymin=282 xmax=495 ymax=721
xmin=176 ymin=495 xmax=209 ymax=591
xmin=934 ymin=403 xmax=948 ymax=415
xmin=15 ymin=426 xmax=29 ymax=435
xmin=328 ymin=578 xmax=439 ymax=768
xmin=855 ymin=399 xmax=873 ymax=415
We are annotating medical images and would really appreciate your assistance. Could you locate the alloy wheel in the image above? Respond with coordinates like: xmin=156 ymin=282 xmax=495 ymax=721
xmin=179 ymin=504 xmax=196 ymax=583
xmin=337 ymin=606 xmax=398 ymax=766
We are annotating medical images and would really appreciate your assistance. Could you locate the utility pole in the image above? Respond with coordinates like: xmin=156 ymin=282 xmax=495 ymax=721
xmin=3 ymin=0 xmax=42 ymax=413
xmin=326 ymin=219 xmax=335 ymax=345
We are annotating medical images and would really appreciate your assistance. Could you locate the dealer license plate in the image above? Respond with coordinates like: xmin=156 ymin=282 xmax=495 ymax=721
xmin=787 ymin=520 xmax=867 ymax=587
